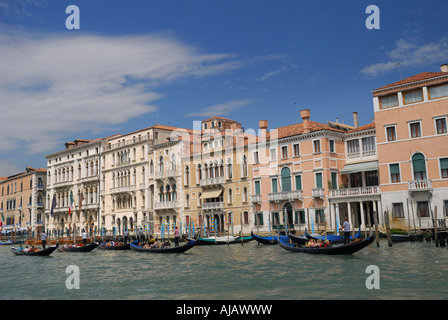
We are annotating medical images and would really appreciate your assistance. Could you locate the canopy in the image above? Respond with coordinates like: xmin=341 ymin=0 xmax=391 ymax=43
xmin=199 ymin=189 xmax=223 ymax=199
xmin=340 ymin=160 xmax=378 ymax=175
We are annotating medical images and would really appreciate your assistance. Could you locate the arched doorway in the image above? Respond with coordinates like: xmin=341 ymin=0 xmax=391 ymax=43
xmin=283 ymin=202 xmax=293 ymax=227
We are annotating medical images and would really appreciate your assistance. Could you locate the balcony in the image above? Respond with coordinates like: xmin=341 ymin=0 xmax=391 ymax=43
xmin=200 ymin=176 xmax=225 ymax=187
xmin=312 ymin=188 xmax=325 ymax=198
xmin=329 ymin=186 xmax=381 ymax=198
xmin=110 ymin=185 xmax=136 ymax=194
xmin=153 ymin=201 xmax=178 ymax=210
xmin=251 ymin=194 xmax=261 ymax=202
xmin=202 ymin=201 xmax=224 ymax=210
xmin=268 ymin=190 xmax=303 ymax=202
xmin=154 ymin=171 xmax=164 ymax=180
xmin=408 ymin=180 xmax=432 ymax=192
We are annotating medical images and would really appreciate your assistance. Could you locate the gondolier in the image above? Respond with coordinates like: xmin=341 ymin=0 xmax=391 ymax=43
xmin=41 ymin=230 xmax=47 ymax=250
xmin=82 ymin=229 xmax=87 ymax=244
xmin=174 ymin=226 xmax=180 ymax=247
xmin=342 ymin=218 xmax=351 ymax=245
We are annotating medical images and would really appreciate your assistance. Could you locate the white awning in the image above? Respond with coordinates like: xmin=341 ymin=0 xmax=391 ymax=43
xmin=340 ymin=161 xmax=378 ymax=175
xmin=199 ymin=189 xmax=223 ymax=199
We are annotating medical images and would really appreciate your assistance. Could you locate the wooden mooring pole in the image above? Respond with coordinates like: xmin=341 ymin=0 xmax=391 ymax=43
xmin=434 ymin=206 xmax=438 ymax=247
xmin=384 ymin=209 xmax=392 ymax=247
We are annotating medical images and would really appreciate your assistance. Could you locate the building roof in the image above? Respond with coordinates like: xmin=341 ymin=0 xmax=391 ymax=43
xmin=373 ymin=71 xmax=448 ymax=92
xmin=347 ymin=122 xmax=375 ymax=133
xmin=275 ymin=120 xmax=345 ymax=139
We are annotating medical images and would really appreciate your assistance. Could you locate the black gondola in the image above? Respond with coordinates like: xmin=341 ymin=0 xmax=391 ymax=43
xmin=286 ymin=232 xmax=308 ymax=245
xmin=251 ymin=231 xmax=291 ymax=245
xmin=130 ymin=238 xmax=197 ymax=253
xmin=57 ymin=242 xmax=99 ymax=252
xmin=185 ymin=235 xmax=254 ymax=245
xmin=11 ymin=244 xmax=58 ymax=256
xmin=278 ymin=232 xmax=375 ymax=255
xmin=98 ymin=243 xmax=130 ymax=250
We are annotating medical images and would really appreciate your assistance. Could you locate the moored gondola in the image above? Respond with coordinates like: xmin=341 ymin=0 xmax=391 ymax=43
xmin=130 ymin=238 xmax=197 ymax=253
xmin=286 ymin=232 xmax=308 ymax=245
xmin=57 ymin=242 xmax=99 ymax=252
xmin=11 ymin=244 xmax=59 ymax=256
xmin=185 ymin=235 xmax=254 ymax=245
xmin=251 ymin=231 xmax=290 ymax=245
xmin=304 ymin=227 xmax=362 ymax=243
xmin=279 ymin=232 xmax=375 ymax=255
xmin=98 ymin=243 xmax=130 ymax=250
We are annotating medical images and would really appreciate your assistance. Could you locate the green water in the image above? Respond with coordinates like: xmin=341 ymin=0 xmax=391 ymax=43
xmin=1 ymin=240 xmax=448 ymax=300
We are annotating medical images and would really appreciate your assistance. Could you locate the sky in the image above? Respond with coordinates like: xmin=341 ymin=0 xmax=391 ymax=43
xmin=1 ymin=0 xmax=448 ymax=176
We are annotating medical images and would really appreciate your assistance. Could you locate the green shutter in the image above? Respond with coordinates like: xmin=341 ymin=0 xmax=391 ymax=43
xmin=440 ymin=158 xmax=448 ymax=170
xmin=271 ymin=178 xmax=278 ymax=193
xmin=412 ymin=153 xmax=426 ymax=173
xmin=331 ymin=172 xmax=337 ymax=190
xmin=254 ymin=181 xmax=261 ymax=195
xmin=315 ymin=172 xmax=322 ymax=188
xmin=389 ymin=163 xmax=400 ymax=174
xmin=295 ymin=175 xmax=302 ymax=190
xmin=281 ymin=167 xmax=291 ymax=192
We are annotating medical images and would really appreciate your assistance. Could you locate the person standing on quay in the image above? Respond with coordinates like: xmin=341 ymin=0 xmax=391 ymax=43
xmin=174 ymin=227 xmax=180 ymax=247
xmin=41 ymin=230 xmax=47 ymax=250
xmin=342 ymin=218 xmax=351 ymax=245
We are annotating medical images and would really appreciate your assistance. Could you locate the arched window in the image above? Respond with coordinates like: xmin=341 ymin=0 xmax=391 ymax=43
xmin=412 ymin=153 xmax=427 ymax=180
xmin=172 ymin=184 xmax=177 ymax=201
xmin=242 ymin=187 xmax=248 ymax=202
xmin=281 ymin=167 xmax=291 ymax=192
xmin=159 ymin=156 xmax=164 ymax=172
xmin=159 ymin=186 xmax=164 ymax=202
xmin=166 ymin=185 xmax=171 ymax=201
xmin=241 ymin=155 xmax=248 ymax=178
xmin=185 ymin=165 xmax=190 ymax=185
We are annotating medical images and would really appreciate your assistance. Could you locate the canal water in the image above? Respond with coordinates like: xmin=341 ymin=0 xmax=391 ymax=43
xmin=1 ymin=239 xmax=448 ymax=300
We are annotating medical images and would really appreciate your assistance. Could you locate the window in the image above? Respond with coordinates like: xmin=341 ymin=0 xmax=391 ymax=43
xmin=270 ymin=148 xmax=277 ymax=161
xmin=315 ymin=209 xmax=325 ymax=224
xmin=409 ymin=122 xmax=421 ymax=138
xmin=412 ymin=153 xmax=427 ymax=180
xmin=444 ymin=200 xmax=448 ymax=217
xmin=281 ymin=146 xmax=288 ymax=159
xmin=403 ymin=89 xmax=423 ymax=104
xmin=329 ymin=140 xmax=335 ymax=153
xmin=365 ymin=171 xmax=379 ymax=186
xmin=440 ymin=158 xmax=448 ymax=178
xmin=281 ymin=167 xmax=291 ymax=192
xmin=429 ymin=83 xmax=448 ymax=99
xmin=255 ymin=212 xmax=264 ymax=226
xmin=392 ymin=203 xmax=405 ymax=218
xmin=362 ymin=137 xmax=376 ymax=153
xmin=380 ymin=94 xmax=399 ymax=109
xmin=315 ymin=172 xmax=323 ymax=188
xmin=330 ymin=172 xmax=338 ymax=190
xmin=417 ymin=201 xmax=429 ymax=218
xmin=254 ymin=180 xmax=261 ymax=195
xmin=271 ymin=178 xmax=278 ymax=193
xmin=293 ymin=144 xmax=300 ymax=157
xmin=253 ymin=151 xmax=259 ymax=164
xmin=295 ymin=175 xmax=302 ymax=190
xmin=386 ymin=126 xmax=397 ymax=142
xmin=347 ymin=139 xmax=360 ymax=154
xmin=294 ymin=210 xmax=305 ymax=224
xmin=313 ymin=140 xmax=321 ymax=153
xmin=389 ymin=163 xmax=401 ymax=183
xmin=436 ymin=117 xmax=447 ymax=134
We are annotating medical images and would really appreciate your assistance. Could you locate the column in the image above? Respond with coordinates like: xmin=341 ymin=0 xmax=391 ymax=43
xmin=347 ymin=202 xmax=353 ymax=232
xmin=359 ymin=201 xmax=365 ymax=234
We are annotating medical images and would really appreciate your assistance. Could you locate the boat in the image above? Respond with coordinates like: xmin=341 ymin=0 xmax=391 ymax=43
xmin=57 ymin=242 xmax=99 ymax=252
xmin=304 ymin=227 xmax=362 ymax=243
xmin=250 ymin=231 xmax=291 ymax=245
xmin=0 ymin=240 xmax=12 ymax=245
xmin=286 ymin=232 xmax=309 ymax=245
xmin=98 ymin=243 xmax=130 ymax=250
xmin=186 ymin=235 xmax=254 ymax=245
xmin=278 ymin=232 xmax=375 ymax=255
xmin=391 ymin=234 xmax=410 ymax=242
xmin=130 ymin=238 xmax=197 ymax=253
xmin=11 ymin=244 xmax=59 ymax=256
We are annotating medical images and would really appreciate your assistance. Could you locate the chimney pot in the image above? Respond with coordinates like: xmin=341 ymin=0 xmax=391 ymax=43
xmin=300 ymin=109 xmax=311 ymax=133
xmin=259 ymin=120 xmax=268 ymax=141
xmin=353 ymin=112 xmax=359 ymax=128
xmin=441 ymin=63 xmax=448 ymax=73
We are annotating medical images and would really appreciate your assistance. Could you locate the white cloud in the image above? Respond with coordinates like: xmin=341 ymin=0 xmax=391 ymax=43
xmin=0 ymin=28 xmax=244 ymax=154
xmin=185 ymin=100 xmax=254 ymax=118
xmin=360 ymin=37 xmax=448 ymax=77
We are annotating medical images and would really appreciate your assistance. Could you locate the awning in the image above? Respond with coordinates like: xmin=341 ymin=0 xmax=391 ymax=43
xmin=340 ymin=161 xmax=378 ymax=175
xmin=199 ymin=189 xmax=223 ymax=199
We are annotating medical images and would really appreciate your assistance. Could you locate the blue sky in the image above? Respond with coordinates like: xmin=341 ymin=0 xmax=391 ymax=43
xmin=1 ymin=0 xmax=448 ymax=176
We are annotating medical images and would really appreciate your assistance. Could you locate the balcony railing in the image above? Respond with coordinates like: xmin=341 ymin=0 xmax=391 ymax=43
xmin=200 ymin=176 xmax=225 ymax=187
xmin=153 ymin=201 xmax=178 ymax=210
xmin=408 ymin=180 xmax=432 ymax=191
xmin=312 ymin=188 xmax=325 ymax=198
xmin=251 ymin=194 xmax=261 ymax=202
xmin=202 ymin=201 xmax=224 ymax=210
xmin=329 ymin=186 xmax=381 ymax=198
xmin=110 ymin=185 xmax=136 ymax=194
xmin=268 ymin=190 xmax=303 ymax=201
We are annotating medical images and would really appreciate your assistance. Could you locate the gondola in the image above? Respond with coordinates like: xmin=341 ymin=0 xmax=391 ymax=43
xmin=304 ymin=227 xmax=362 ymax=243
xmin=286 ymin=232 xmax=309 ymax=245
xmin=250 ymin=231 xmax=290 ymax=245
xmin=185 ymin=235 xmax=254 ymax=245
xmin=98 ymin=243 xmax=130 ymax=250
xmin=278 ymin=232 xmax=375 ymax=255
xmin=11 ymin=244 xmax=58 ymax=256
xmin=130 ymin=238 xmax=197 ymax=253
xmin=57 ymin=242 xmax=99 ymax=252
xmin=0 ymin=240 xmax=12 ymax=245
xmin=391 ymin=234 xmax=410 ymax=242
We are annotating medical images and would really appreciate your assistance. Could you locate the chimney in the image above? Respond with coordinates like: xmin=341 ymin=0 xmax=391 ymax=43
xmin=258 ymin=120 xmax=268 ymax=141
xmin=300 ymin=109 xmax=311 ymax=133
xmin=441 ymin=63 xmax=448 ymax=73
xmin=353 ymin=112 xmax=359 ymax=128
